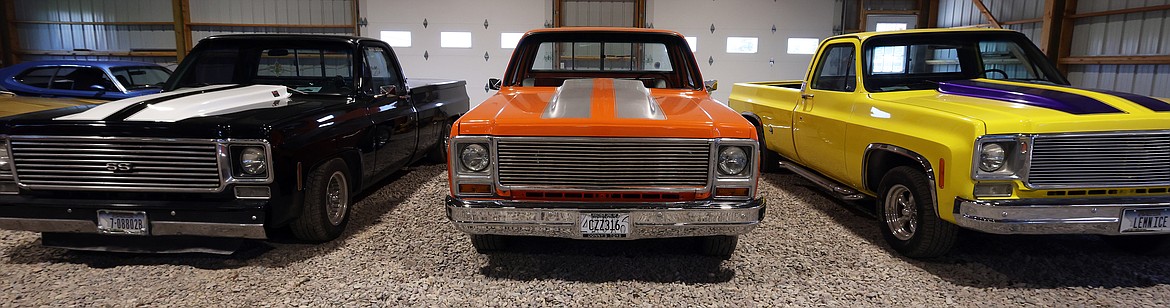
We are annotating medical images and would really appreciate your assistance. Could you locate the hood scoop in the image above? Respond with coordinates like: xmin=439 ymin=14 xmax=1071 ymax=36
xmin=542 ymin=78 xmax=665 ymax=120
xmin=55 ymin=84 xmax=292 ymax=122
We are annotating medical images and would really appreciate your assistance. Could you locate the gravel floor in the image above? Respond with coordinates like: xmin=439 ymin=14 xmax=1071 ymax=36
xmin=2 ymin=163 xmax=1168 ymax=306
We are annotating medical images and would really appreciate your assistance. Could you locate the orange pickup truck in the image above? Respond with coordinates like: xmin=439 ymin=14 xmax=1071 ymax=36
xmin=444 ymin=27 xmax=764 ymax=257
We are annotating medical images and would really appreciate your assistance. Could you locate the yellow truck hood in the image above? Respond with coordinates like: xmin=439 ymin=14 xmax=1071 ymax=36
xmin=869 ymin=79 xmax=1170 ymax=134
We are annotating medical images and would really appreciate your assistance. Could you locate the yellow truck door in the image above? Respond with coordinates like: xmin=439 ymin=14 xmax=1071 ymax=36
xmin=792 ymin=40 xmax=859 ymax=182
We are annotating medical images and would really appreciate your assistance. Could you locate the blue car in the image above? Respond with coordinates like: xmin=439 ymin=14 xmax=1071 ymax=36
xmin=0 ymin=60 xmax=172 ymax=100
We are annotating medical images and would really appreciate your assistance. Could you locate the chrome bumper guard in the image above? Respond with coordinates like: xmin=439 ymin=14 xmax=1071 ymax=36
xmin=0 ymin=218 xmax=267 ymax=239
xmin=445 ymin=196 xmax=765 ymax=239
xmin=954 ymin=197 xmax=1170 ymax=235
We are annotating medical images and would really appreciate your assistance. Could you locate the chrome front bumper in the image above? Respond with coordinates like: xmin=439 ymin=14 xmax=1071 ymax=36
xmin=954 ymin=197 xmax=1170 ymax=235
xmin=446 ymin=196 xmax=765 ymax=239
xmin=0 ymin=218 xmax=267 ymax=239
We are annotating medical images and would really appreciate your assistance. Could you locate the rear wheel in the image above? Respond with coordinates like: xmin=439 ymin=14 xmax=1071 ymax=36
xmin=1102 ymin=234 xmax=1170 ymax=256
xmin=426 ymin=120 xmax=453 ymax=164
xmin=290 ymin=158 xmax=351 ymax=242
xmin=876 ymin=166 xmax=958 ymax=258
xmin=471 ymin=234 xmax=507 ymax=253
xmin=700 ymin=235 xmax=738 ymax=259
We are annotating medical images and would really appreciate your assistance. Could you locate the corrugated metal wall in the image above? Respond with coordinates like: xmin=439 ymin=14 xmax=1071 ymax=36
xmin=561 ymin=0 xmax=636 ymax=27
xmin=13 ymin=0 xmax=176 ymax=64
xmin=10 ymin=0 xmax=354 ymax=67
xmin=936 ymin=0 xmax=1170 ymax=97
xmin=1067 ymin=0 xmax=1170 ymax=98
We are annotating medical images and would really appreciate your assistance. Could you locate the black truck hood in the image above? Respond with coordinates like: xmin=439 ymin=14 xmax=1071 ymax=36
xmin=0 ymin=85 xmax=348 ymax=139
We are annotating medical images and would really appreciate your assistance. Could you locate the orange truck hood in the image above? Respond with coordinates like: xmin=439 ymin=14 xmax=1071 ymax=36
xmin=457 ymin=79 xmax=754 ymax=139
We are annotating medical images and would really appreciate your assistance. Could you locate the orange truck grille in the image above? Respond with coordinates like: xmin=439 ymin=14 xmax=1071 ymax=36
xmin=495 ymin=137 xmax=712 ymax=190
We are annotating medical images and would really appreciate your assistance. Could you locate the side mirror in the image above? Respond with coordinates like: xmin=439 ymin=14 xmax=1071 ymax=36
xmin=88 ymin=84 xmax=107 ymax=91
xmin=376 ymin=84 xmax=407 ymax=99
xmin=485 ymin=78 xmax=502 ymax=92
xmin=704 ymin=79 xmax=718 ymax=92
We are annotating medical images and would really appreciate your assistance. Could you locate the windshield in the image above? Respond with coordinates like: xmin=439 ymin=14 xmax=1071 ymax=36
xmin=863 ymin=32 xmax=1068 ymax=92
xmin=166 ymin=41 xmax=355 ymax=95
xmin=110 ymin=66 xmax=172 ymax=90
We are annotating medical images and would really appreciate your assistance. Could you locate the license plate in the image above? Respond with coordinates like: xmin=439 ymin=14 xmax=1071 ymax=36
xmin=579 ymin=212 xmax=629 ymax=238
xmin=1120 ymin=208 xmax=1170 ymax=233
xmin=97 ymin=210 xmax=149 ymax=235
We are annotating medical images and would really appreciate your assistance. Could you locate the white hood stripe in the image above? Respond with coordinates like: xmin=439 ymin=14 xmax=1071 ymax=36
xmin=55 ymin=84 xmax=238 ymax=121
xmin=54 ymin=84 xmax=292 ymax=122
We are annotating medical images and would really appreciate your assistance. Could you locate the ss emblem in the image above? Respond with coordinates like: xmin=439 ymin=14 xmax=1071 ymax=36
xmin=106 ymin=162 xmax=133 ymax=172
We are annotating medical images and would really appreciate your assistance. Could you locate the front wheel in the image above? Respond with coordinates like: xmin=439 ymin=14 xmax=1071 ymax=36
xmin=700 ymin=235 xmax=738 ymax=259
xmin=471 ymin=234 xmax=507 ymax=253
xmin=290 ymin=158 xmax=352 ymax=242
xmin=876 ymin=166 xmax=958 ymax=258
xmin=1102 ymin=234 xmax=1170 ymax=255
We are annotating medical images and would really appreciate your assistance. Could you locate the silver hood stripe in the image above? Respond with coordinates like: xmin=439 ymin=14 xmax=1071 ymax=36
xmin=613 ymin=79 xmax=665 ymax=120
xmin=542 ymin=79 xmax=593 ymax=119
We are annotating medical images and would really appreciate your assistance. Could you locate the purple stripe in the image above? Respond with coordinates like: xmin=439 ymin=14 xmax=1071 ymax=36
xmin=938 ymin=80 xmax=1122 ymax=115
xmin=1091 ymin=89 xmax=1170 ymax=112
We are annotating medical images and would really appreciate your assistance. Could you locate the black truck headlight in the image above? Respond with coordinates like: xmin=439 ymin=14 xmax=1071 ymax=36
xmin=460 ymin=144 xmax=490 ymax=172
xmin=239 ymin=147 xmax=267 ymax=175
xmin=718 ymin=146 xmax=749 ymax=176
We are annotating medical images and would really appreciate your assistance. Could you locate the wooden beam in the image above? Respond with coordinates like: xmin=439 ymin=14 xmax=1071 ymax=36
xmin=553 ymin=0 xmax=563 ymax=27
xmin=1039 ymin=0 xmax=1064 ymax=63
xmin=172 ymin=0 xmax=190 ymax=62
xmin=351 ymin=0 xmax=360 ymax=35
xmin=18 ymin=49 xmax=178 ymax=57
xmin=2 ymin=0 xmax=19 ymax=65
xmin=187 ymin=23 xmax=355 ymax=29
xmin=1056 ymin=0 xmax=1077 ymax=73
xmin=919 ymin=0 xmax=939 ymax=28
xmin=1002 ymin=18 xmax=1043 ymax=25
xmin=1068 ymin=4 xmax=1170 ymax=19
xmin=1058 ymin=55 xmax=1170 ymax=65
xmin=866 ymin=10 xmax=919 ymax=15
xmin=14 ymin=21 xmax=173 ymax=26
xmin=971 ymin=0 xmax=1001 ymax=28
xmin=858 ymin=0 xmax=868 ymax=31
xmin=634 ymin=0 xmax=645 ymax=28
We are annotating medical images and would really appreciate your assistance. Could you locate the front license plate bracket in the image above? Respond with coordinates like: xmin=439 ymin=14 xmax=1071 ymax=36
xmin=97 ymin=210 xmax=149 ymax=236
xmin=1120 ymin=207 xmax=1170 ymax=233
xmin=579 ymin=212 xmax=630 ymax=238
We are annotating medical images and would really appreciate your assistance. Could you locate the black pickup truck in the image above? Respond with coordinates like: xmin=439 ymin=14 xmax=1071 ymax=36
xmin=0 ymin=35 xmax=469 ymax=252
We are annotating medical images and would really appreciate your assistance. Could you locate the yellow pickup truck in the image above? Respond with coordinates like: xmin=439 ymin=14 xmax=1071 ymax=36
xmin=729 ymin=28 xmax=1170 ymax=258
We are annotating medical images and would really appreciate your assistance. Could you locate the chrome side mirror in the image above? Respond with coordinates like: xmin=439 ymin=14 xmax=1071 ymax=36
xmin=485 ymin=78 xmax=502 ymax=92
xmin=704 ymin=79 xmax=718 ymax=92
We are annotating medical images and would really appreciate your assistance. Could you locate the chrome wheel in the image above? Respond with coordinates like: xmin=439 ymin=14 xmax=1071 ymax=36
xmin=325 ymin=170 xmax=349 ymax=226
xmin=883 ymin=184 xmax=917 ymax=241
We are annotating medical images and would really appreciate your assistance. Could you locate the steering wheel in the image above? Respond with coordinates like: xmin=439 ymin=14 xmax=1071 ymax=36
xmin=980 ymin=69 xmax=1009 ymax=80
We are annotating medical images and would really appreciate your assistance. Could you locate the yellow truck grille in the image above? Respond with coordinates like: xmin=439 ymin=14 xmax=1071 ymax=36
xmin=495 ymin=137 xmax=712 ymax=189
xmin=1028 ymin=132 xmax=1170 ymax=188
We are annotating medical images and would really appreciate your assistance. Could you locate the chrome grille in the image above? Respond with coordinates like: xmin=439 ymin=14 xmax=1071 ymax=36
xmin=496 ymin=138 xmax=711 ymax=189
xmin=1028 ymin=132 xmax=1170 ymax=188
xmin=9 ymin=137 xmax=222 ymax=192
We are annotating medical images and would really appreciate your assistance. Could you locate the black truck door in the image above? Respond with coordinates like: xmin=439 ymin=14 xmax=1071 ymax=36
xmin=362 ymin=44 xmax=418 ymax=175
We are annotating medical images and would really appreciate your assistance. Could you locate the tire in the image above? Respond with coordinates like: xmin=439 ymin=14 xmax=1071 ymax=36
xmin=1102 ymin=234 xmax=1170 ymax=256
xmin=755 ymin=122 xmax=781 ymax=173
xmin=471 ymin=234 xmax=506 ymax=253
xmin=876 ymin=166 xmax=959 ymax=258
xmin=290 ymin=158 xmax=352 ymax=242
xmin=700 ymin=235 xmax=738 ymax=259
xmin=425 ymin=120 xmax=453 ymax=164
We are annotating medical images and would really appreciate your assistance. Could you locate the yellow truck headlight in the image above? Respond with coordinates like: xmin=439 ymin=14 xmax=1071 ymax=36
xmin=972 ymin=135 xmax=1029 ymax=180
xmin=979 ymin=143 xmax=1006 ymax=172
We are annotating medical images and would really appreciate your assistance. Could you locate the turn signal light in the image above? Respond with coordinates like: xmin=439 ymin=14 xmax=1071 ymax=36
xmin=459 ymin=184 xmax=491 ymax=194
xmin=716 ymin=187 xmax=749 ymax=197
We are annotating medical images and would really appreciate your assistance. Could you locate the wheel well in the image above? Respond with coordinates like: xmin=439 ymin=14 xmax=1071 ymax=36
xmin=864 ymin=150 xmax=928 ymax=193
xmin=740 ymin=112 xmax=764 ymax=138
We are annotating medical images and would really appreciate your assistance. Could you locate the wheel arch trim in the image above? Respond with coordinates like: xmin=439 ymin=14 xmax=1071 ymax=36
xmin=863 ymin=143 xmax=938 ymax=211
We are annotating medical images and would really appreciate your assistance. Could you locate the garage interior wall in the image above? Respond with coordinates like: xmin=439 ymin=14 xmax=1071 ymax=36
xmin=937 ymin=0 xmax=1170 ymax=98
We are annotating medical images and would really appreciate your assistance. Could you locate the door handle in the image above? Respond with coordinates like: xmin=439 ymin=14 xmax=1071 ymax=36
xmin=801 ymin=93 xmax=814 ymax=99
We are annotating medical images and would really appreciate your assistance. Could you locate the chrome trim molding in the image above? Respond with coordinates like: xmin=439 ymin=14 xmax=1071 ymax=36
xmin=446 ymin=196 xmax=764 ymax=240
xmin=0 ymin=217 xmax=267 ymax=239
xmin=862 ymin=144 xmax=936 ymax=205
xmin=954 ymin=197 xmax=1170 ymax=235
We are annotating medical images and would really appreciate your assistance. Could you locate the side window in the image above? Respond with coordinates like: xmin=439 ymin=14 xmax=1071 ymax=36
xmin=16 ymin=67 xmax=57 ymax=88
xmin=363 ymin=46 xmax=401 ymax=91
xmin=810 ymin=44 xmax=856 ymax=92
xmin=55 ymin=67 xmax=116 ymax=91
